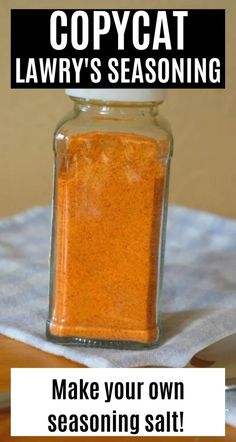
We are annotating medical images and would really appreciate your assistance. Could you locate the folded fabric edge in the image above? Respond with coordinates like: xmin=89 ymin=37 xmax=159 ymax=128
xmin=0 ymin=325 xmax=115 ymax=368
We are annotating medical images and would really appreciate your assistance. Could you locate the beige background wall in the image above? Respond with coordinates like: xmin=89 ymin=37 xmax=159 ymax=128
xmin=0 ymin=0 xmax=235 ymax=218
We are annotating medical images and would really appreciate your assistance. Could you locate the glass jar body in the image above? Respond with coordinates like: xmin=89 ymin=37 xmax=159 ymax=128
xmin=47 ymin=98 xmax=173 ymax=349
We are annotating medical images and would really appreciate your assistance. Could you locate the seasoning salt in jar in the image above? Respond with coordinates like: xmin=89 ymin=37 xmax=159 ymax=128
xmin=47 ymin=89 xmax=173 ymax=349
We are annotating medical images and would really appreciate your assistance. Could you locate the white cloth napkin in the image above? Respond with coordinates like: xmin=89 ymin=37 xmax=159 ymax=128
xmin=0 ymin=205 xmax=236 ymax=424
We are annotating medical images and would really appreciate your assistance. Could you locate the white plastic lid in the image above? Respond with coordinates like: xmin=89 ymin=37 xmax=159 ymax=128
xmin=65 ymin=88 xmax=166 ymax=103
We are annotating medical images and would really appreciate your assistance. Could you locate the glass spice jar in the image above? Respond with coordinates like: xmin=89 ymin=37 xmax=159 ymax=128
xmin=47 ymin=89 xmax=173 ymax=349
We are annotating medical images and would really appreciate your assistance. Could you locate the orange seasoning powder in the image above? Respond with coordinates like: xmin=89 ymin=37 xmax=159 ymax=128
xmin=50 ymin=131 xmax=165 ymax=343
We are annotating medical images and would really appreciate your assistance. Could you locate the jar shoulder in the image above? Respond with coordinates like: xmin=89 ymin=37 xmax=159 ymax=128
xmin=54 ymin=109 xmax=173 ymax=158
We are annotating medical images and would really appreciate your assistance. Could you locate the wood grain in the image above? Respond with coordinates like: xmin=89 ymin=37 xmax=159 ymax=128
xmin=0 ymin=334 xmax=85 ymax=391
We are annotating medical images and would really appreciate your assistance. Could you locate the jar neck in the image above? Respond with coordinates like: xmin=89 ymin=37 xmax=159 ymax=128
xmin=71 ymin=97 xmax=160 ymax=119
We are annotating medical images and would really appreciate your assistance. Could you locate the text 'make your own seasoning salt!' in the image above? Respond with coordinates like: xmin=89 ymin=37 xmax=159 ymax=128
xmin=47 ymin=89 xmax=173 ymax=349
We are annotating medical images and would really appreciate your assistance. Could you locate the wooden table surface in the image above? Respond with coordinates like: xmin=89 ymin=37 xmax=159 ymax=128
xmin=0 ymin=334 xmax=235 ymax=442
